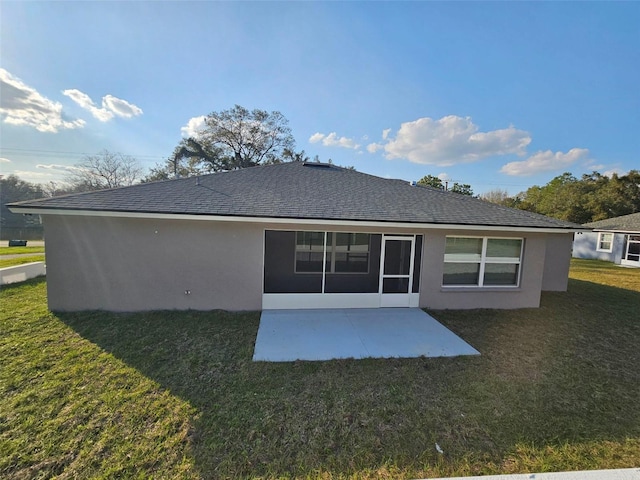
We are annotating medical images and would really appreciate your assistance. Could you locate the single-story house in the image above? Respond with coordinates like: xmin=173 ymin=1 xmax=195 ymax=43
xmin=573 ymin=212 xmax=640 ymax=267
xmin=9 ymin=162 xmax=582 ymax=312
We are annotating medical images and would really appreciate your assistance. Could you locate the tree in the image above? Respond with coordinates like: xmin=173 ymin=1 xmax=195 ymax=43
xmin=480 ymin=188 xmax=521 ymax=208
xmin=66 ymin=150 xmax=143 ymax=191
xmin=0 ymin=175 xmax=45 ymax=239
xmin=282 ymin=148 xmax=310 ymax=163
xmin=516 ymin=170 xmax=640 ymax=223
xmin=417 ymin=175 xmax=443 ymax=189
xmin=450 ymin=183 xmax=474 ymax=196
xmin=174 ymin=105 xmax=295 ymax=174
xmin=146 ymin=105 xmax=296 ymax=181
xmin=143 ymin=138 xmax=223 ymax=182
xmin=417 ymin=174 xmax=473 ymax=195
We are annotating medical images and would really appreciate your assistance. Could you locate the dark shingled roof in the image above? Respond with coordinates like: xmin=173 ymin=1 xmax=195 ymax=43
xmin=583 ymin=212 xmax=640 ymax=232
xmin=9 ymin=162 xmax=581 ymax=230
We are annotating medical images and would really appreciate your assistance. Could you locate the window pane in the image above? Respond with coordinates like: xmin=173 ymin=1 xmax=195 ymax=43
xmin=334 ymin=233 xmax=370 ymax=273
xmin=295 ymin=252 xmax=327 ymax=273
xmin=486 ymin=239 xmax=522 ymax=259
xmin=444 ymin=237 xmax=482 ymax=262
xmin=334 ymin=252 xmax=369 ymax=273
xmin=443 ymin=263 xmax=480 ymax=285
xmin=484 ymin=263 xmax=519 ymax=286
xmin=598 ymin=233 xmax=613 ymax=250
xmin=335 ymin=233 xmax=369 ymax=252
xmin=296 ymin=231 xmax=325 ymax=251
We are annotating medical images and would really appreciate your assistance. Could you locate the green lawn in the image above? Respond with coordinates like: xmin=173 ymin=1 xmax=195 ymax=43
xmin=0 ymin=246 xmax=45 ymax=255
xmin=0 ymin=255 xmax=45 ymax=268
xmin=1 ymin=259 xmax=639 ymax=479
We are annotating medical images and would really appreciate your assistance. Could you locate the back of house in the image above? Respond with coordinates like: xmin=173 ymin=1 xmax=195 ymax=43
xmin=9 ymin=162 xmax=583 ymax=312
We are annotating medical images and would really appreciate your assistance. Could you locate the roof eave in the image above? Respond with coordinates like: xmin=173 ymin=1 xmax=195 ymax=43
xmin=9 ymin=205 xmax=584 ymax=234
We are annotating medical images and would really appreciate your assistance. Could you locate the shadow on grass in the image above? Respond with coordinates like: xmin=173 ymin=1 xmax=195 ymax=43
xmin=56 ymin=277 xmax=640 ymax=478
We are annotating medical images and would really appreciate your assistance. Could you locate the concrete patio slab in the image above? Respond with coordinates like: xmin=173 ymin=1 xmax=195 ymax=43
xmin=253 ymin=308 xmax=479 ymax=362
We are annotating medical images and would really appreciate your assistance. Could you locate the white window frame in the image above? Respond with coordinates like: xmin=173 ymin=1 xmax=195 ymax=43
xmin=294 ymin=231 xmax=371 ymax=275
xmin=596 ymin=232 xmax=614 ymax=253
xmin=442 ymin=236 xmax=524 ymax=288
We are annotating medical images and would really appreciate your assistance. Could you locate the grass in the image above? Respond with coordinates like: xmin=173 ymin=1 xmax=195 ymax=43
xmin=0 ymin=255 xmax=45 ymax=268
xmin=1 ymin=259 xmax=639 ymax=478
xmin=0 ymin=246 xmax=45 ymax=255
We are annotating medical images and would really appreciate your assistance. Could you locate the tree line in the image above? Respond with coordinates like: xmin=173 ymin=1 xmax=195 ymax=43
xmin=480 ymin=171 xmax=640 ymax=224
xmin=2 ymin=104 xmax=638 ymax=235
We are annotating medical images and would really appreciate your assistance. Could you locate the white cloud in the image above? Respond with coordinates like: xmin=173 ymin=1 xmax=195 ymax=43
xmin=366 ymin=142 xmax=384 ymax=153
xmin=309 ymin=132 xmax=360 ymax=150
xmin=13 ymin=170 xmax=60 ymax=183
xmin=437 ymin=172 xmax=451 ymax=181
xmin=0 ymin=157 xmax=11 ymax=163
xmin=181 ymin=115 xmax=207 ymax=138
xmin=382 ymin=115 xmax=531 ymax=166
xmin=0 ymin=68 xmax=85 ymax=133
xmin=37 ymin=163 xmax=82 ymax=173
xmin=62 ymin=88 xmax=142 ymax=122
xmin=603 ymin=168 xmax=624 ymax=178
xmin=309 ymin=132 xmax=325 ymax=143
xmin=500 ymin=148 xmax=589 ymax=176
xmin=102 ymin=95 xmax=143 ymax=118
xmin=382 ymin=128 xmax=391 ymax=140
xmin=585 ymin=163 xmax=605 ymax=171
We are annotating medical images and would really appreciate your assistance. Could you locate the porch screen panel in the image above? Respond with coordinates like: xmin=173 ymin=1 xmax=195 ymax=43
xmin=412 ymin=235 xmax=422 ymax=293
xmin=324 ymin=234 xmax=381 ymax=293
xmin=264 ymin=230 xmax=322 ymax=293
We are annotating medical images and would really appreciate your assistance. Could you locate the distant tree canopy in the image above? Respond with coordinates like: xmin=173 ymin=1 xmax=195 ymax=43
xmin=480 ymin=188 xmax=522 ymax=209
xmin=0 ymin=175 xmax=45 ymax=238
xmin=417 ymin=174 xmax=474 ymax=196
xmin=66 ymin=150 xmax=143 ymax=192
xmin=516 ymin=170 xmax=640 ymax=224
xmin=145 ymin=105 xmax=296 ymax=181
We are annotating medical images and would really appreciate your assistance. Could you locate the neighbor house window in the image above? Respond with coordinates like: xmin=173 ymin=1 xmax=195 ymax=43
xmin=443 ymin=236 xmax=523 ymax=287
xmin=295 ymin=232 xmax=371 ymax=274
xmin=597 ymin=232 xmax=614 ymax=253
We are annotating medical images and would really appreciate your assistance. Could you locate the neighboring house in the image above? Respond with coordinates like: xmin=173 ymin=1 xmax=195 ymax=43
xmin=573 ymin=212 xmax=640 ymax=268
xmin=9 ymin=162 xmax=582 ymax=312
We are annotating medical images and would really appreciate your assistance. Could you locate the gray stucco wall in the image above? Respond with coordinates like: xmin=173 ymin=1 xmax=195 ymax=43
xmin=572 ymin=231 xmax=625 ymax=264
xmin=43 ymin=215 xmax=264 ymax=311
xmin=418 ymin=230 xmax=547 ymax=310
xmin=42 ymin=215 xmax=569 ymax=312
xmin=541 ymin=233 xmax=573 ymax=291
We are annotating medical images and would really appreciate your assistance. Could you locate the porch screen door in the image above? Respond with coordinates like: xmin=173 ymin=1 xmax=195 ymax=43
xmin=379 ymin=236 xmax=415 ymax=307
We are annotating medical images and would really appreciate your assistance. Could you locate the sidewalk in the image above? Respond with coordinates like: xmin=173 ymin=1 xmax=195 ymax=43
xmin=423 ymin=468 xmax=640 ymax=480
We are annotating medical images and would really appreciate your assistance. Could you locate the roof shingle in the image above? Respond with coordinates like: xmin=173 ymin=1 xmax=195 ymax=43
xmin=9 ymin=162 xmax=581 ymax=230
xmin=583 ymin=212 xmax=640 ymax=232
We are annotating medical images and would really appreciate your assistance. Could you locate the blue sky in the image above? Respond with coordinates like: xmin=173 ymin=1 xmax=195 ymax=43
xmin=1 ymin=1 xmax=638 ymax=195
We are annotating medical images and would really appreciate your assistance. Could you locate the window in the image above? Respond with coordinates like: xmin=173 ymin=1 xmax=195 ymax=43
xmin=295 ymin=231 xmax=327 ymax=273
xmin=295 ymin=232 xmax=370 ymax=274
xmin=597 ymin=232 xmax=614 ymax=253
xmin=333 ymin=233 xmax=369 ymax=273
xmin=443 ymin=237 xmax=523 ymax=287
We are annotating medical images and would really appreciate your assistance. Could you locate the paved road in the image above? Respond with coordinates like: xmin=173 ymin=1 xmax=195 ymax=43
xmin=0 ymin=241 xmax=45 ymax=247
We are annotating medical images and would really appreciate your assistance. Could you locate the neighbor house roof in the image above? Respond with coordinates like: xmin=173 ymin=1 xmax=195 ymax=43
xmin=583 ymin=212 xmax=640 ymax=232
xmin=9 ymin=161 xmax=582 ymax=231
